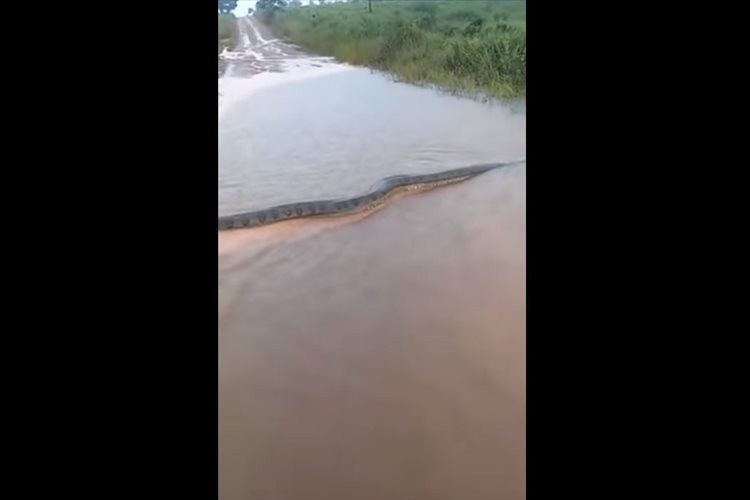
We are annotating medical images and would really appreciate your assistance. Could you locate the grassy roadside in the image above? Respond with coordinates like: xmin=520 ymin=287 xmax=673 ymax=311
xmin=219 ymin=13 xmax=237 ymax=54
xmin=262 ymin=1 xmax=525 ymax=100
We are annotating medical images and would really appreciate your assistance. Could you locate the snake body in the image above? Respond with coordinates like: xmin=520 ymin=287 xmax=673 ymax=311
xmin=218 ymin=161 xmax=524 ymax=231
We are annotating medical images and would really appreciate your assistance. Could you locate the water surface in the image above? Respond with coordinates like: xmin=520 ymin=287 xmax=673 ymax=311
xmin=219 ymin=16 xmax=526 ymax=500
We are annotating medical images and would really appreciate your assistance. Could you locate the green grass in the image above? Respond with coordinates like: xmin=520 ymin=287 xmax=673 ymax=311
xmin=262 ymin=1 xmax=526 ymax=99
xmin=219 ymin=13 xmax=237 ymax=54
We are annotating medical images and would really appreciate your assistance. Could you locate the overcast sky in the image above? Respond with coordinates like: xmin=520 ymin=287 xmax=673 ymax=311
xmin=231 ymin=1 xmax=358 ymax=15
xmin=232 ymin=0 xmax=256 ymax=15
xmin=229 ymin=0 xmax=322 ymax=16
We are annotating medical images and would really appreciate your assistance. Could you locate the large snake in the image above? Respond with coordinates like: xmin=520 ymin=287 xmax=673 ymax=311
xmin=218 ymin=160 xmax=525 ymax=230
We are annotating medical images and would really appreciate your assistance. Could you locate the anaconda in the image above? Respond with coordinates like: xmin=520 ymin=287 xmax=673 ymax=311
xmin=218 ymin=161 xmax=525 ymax=231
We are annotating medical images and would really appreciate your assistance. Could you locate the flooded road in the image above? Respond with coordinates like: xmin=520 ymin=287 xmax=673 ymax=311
xmin=219 ymin=16 xmax=526 ymax=500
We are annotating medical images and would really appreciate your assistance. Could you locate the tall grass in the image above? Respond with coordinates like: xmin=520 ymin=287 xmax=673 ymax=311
xmin=218 ymin=13 xmax=237 ymax=54
xmin=264 ymin=1 xmax=526 ymax=99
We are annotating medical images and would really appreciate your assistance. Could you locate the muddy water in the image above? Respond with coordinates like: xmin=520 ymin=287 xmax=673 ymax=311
xmin=219 ymin=16 xmax=525 ymax=500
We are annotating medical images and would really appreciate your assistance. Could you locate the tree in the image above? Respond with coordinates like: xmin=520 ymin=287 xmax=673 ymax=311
xmin=256 ymin=0 xmax=288 ymax=11
xmin=256 ymin=0 xmax=288 ymax=18
xmin=218 ymin=0 xmax=238 ymax=14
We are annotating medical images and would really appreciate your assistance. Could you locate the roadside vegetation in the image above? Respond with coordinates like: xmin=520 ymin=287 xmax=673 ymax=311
xmin=256 ymin=0 xmax=526 ymax=99
xmin=219 ymin=13 xmax=237 ymax=53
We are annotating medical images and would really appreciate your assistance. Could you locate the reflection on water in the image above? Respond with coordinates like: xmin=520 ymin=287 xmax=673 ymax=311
xmin=219 ymin=61 xmax=525 ymax=500
xmin=219 ymin=68 xmax=525 ymax=216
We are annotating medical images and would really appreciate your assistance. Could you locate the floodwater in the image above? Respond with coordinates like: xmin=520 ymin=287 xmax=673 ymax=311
xmin=219 ymin=16 xmax=526 ymax=500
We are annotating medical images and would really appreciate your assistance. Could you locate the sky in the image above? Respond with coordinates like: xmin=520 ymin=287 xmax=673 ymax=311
xmin=232 ymin=0 xmax=257 ymax=15
xmin=230 ymin=0 xmax=337 ymax=16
